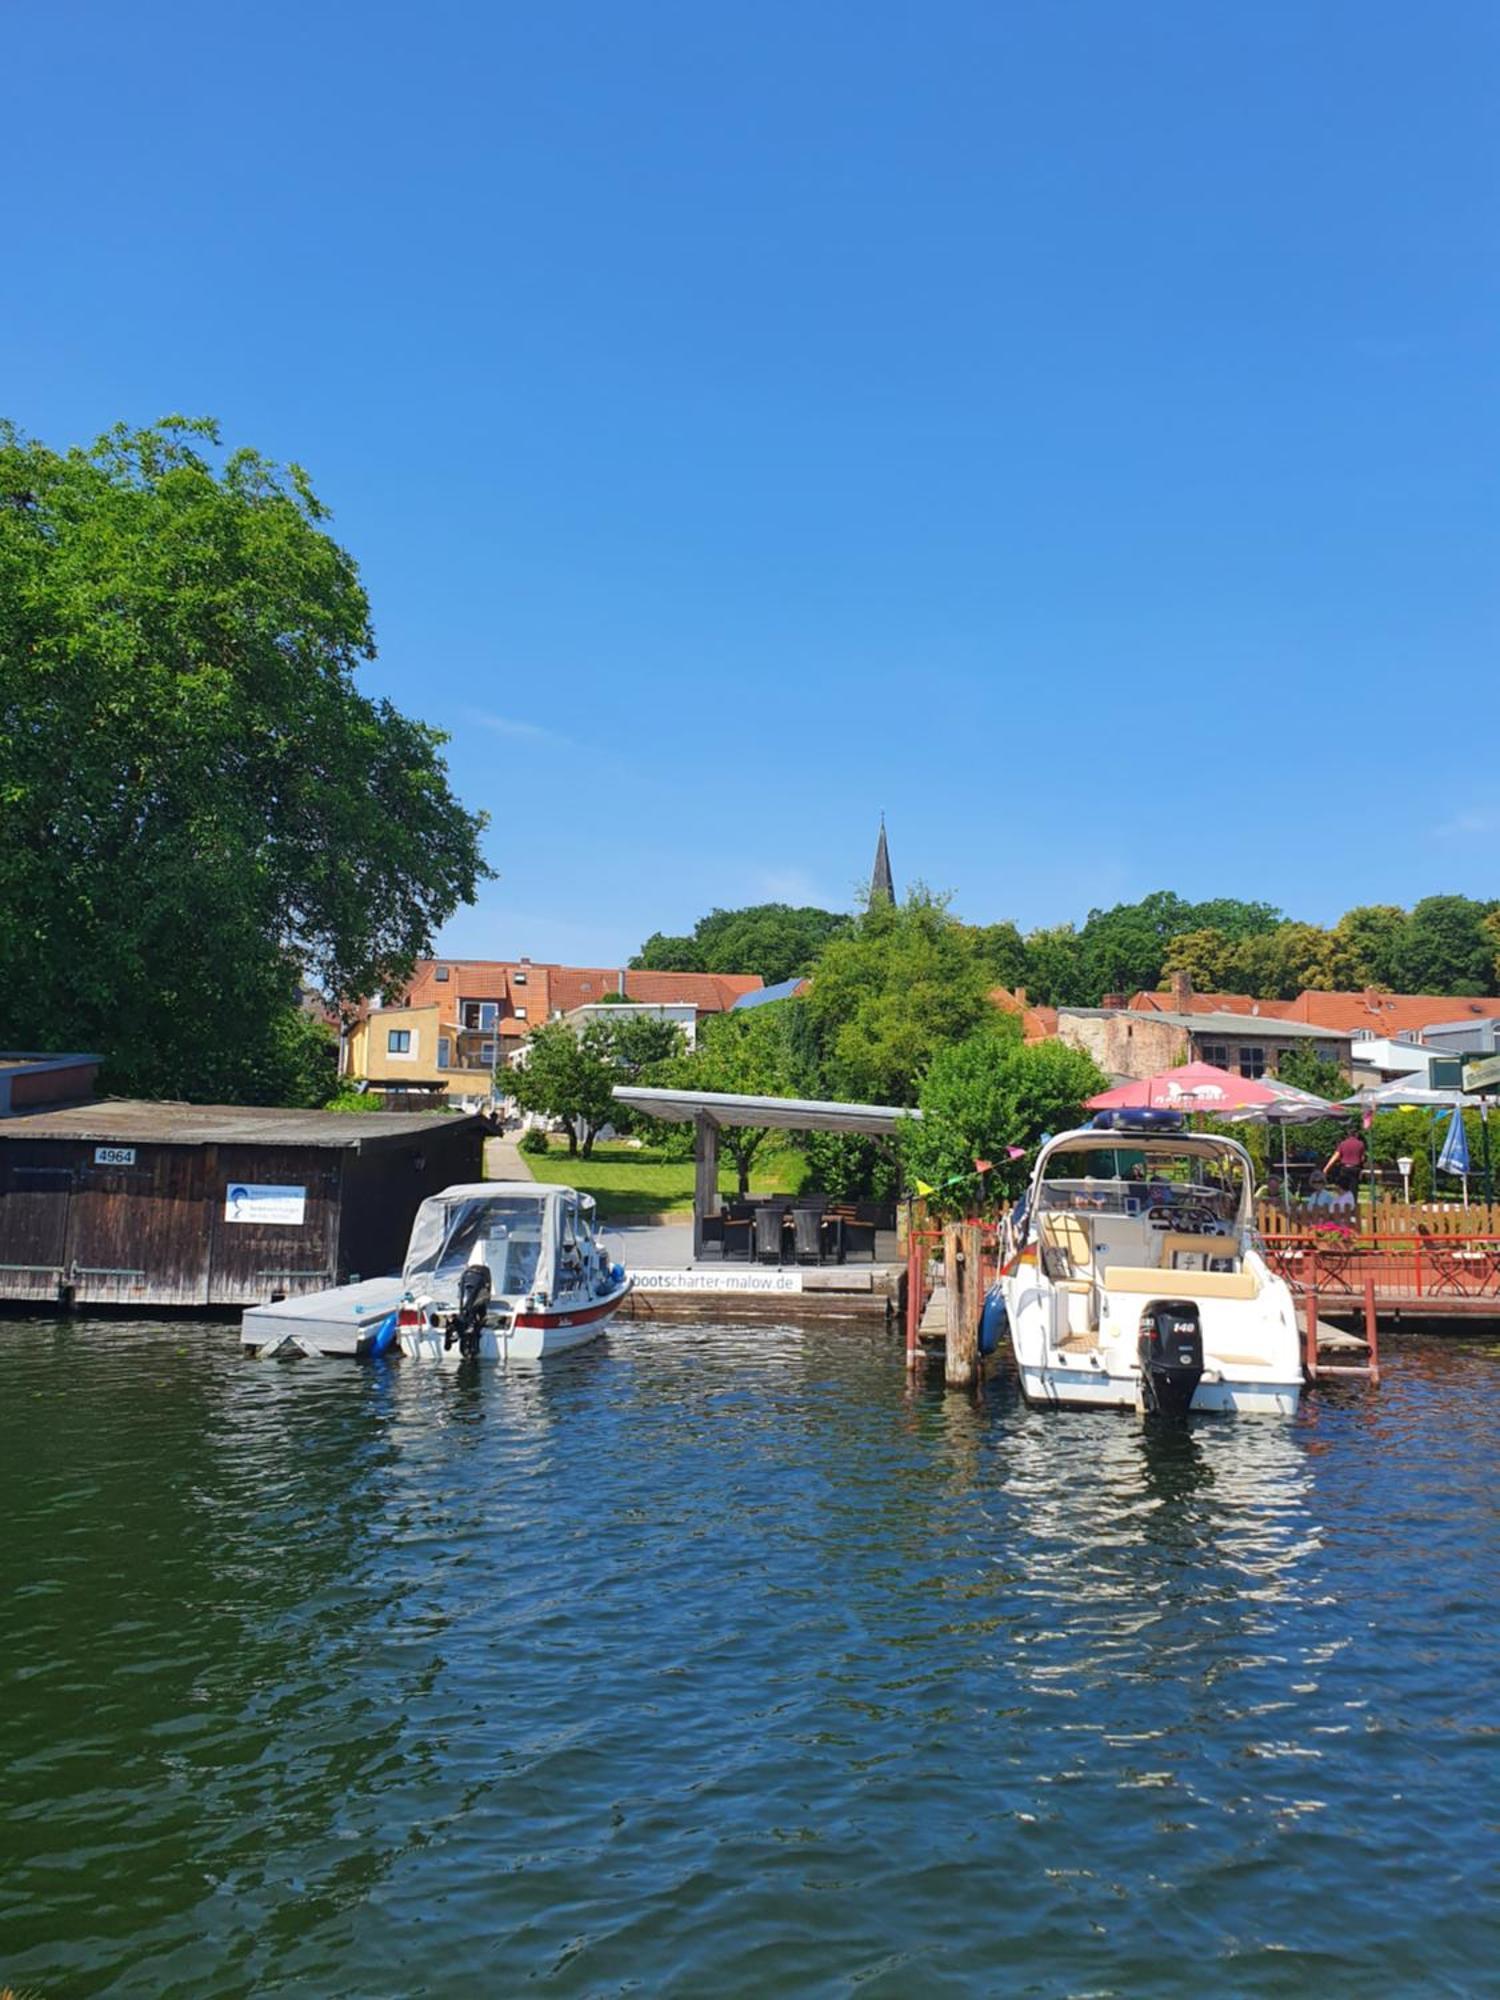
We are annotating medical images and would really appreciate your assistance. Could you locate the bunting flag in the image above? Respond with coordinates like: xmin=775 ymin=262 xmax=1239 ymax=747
xmin=974 ymin=1158 xmax=993 ymax=1174
xmin=1006 ymin=1145 xmax=1025 ymax=1160
xmin=914 ymin=1179 xmax=936 ymax=1197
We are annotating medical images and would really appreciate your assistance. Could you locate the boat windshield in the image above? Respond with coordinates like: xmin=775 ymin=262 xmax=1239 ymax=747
xmin=403 ymin=1195 xmax=551 ymax=1297
xmin=1035 ymin=1145 xmax=1247 ymax=1228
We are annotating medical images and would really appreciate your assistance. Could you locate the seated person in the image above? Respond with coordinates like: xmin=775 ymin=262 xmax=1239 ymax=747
xmin=1304 ymin=1174 xmax=1337 ymax=1211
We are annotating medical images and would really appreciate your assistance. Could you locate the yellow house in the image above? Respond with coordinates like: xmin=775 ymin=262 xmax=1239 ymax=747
xmin=343 ymin=1005 xmax=498 ymax=1105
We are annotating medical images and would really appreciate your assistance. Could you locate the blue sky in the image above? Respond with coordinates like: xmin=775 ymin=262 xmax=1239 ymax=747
xmin=8 ymin=2 xmax=1497 ymax=963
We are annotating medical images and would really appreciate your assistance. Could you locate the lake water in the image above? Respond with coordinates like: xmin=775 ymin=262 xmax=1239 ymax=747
xmin=2 ymin=1316 xmax=1497 ymax=1998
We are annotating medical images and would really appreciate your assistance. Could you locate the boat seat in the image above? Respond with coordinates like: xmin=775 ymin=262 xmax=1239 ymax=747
xmin=1104 ymin=1265 xmax=1258 ymax=1302
xmin=1160 ymin=1232 xmax=1239 ymax=1271
xmin=1040 ymin=1214 xmax=1093 ymax=1280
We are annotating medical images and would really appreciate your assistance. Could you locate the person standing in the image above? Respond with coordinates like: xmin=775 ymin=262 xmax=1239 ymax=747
xmin=1325 ymin=1129 xmax=1366 ymax=1192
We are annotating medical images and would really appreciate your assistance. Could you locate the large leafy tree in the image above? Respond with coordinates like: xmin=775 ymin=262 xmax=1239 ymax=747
xmin=802 ymin=888 xmax=997 ymax=1104
xmin=0 ymin=417 xmax=489 ymax=1102
xmin=1390 ymin=896 xmax=1499 ymax=996
xmin=633 ymin=902 xmax=851 ymax=986
xmin=649 ymin=1004 xmax=800 ymax=1192
xmin=901 ymin=1031 xmax=1108 ymax=1207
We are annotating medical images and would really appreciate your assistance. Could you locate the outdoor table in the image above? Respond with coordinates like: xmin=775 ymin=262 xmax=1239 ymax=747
xmin=1308 ymin=1233 xmax=1357 ymax=1291
xmin=1430 ymin=1244 xmax=1499 ymax=1296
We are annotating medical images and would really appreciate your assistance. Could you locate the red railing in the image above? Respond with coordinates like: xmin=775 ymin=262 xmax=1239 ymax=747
xmin=1261 ymin=1232 xmax=1500 ymax=1304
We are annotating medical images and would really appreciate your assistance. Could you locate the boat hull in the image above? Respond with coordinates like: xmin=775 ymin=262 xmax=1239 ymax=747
xmin=397 ymin=1284 xmax=631 ymax=1363
xmin=1015 ymin=1362 xmax=1300 ymax=1416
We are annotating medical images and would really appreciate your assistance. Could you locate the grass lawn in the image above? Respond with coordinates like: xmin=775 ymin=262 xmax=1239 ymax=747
xmin=514 ymin=1137 xmax=808 ymax=1219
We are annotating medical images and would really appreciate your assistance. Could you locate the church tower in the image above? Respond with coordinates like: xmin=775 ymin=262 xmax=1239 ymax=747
xmin=869 ymin=816 xmax=895 ymax=906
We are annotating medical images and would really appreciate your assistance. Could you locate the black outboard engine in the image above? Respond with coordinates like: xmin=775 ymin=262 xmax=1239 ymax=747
xmin=445 ymin=1262 xmax=493 ymax=1359
xmin=1137 ymin=1300 xmax=1204 ymax=1418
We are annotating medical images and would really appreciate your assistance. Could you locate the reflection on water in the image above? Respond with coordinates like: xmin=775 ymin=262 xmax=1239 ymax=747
xmin=2 ymin=1317 xmax=1498 ymax=1997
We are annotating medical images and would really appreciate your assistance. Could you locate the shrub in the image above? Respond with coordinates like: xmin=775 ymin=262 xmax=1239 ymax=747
xmin=519 ymin=1126 xmax=552 ymax=1156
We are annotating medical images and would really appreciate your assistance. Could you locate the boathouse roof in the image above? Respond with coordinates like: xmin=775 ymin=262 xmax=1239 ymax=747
xmin=0 ymin=1100 xmax=481 ymax=1148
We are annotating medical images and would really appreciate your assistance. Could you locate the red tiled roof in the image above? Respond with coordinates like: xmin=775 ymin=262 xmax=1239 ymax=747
xmin=1128 ymin=990 xmax=1292 ymax=1018
xmin=990 ymin=987 xmax=1059 ymax=1044
xmin=1279 ymin=990 xmax=1500 ymax=1034
xmin=396 ymin=959 xmax=761 ymax=1026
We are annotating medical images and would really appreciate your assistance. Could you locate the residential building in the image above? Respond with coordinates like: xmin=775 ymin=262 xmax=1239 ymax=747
xmin=341 ymin=960 xmax=763 ymax=1105
xmin=1056 ymin=1006 xmax=1351 ymax=1084
xmin=990 ymin=987 xmax=1060 ymax=1044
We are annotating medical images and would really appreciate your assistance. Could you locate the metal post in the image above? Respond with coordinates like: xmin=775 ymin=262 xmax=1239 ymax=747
xmin=1362 ymin=1271 xmax=1381 ymax=1386
xmin=692 ymin=1113 xmax=720 ymax=1261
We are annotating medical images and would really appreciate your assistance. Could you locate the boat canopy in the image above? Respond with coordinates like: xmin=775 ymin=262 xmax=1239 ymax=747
xmin=1029 ymin=1126 xmax=1256 ymax=1229
xmin=402 ymin=1182 xmax=597 ymax=1301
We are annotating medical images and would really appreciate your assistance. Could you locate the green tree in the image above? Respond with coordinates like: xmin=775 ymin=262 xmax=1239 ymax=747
xmin=0 ymin=417 xmax=489 ymax=1103
xmin=631 ymin=932 xmax=706 ymax=973
xmin=802 ymin=887 xmax=997 ymax=1104
xmin=1328 ymin=904 xmax=1406 ymax=989
xmin=1276 ymin=1044 xmax=1349 ymax=1101
xmin=633 ymin=902 xmax=851 ymax=986
xmin=509 ymin=1022 xmax=617 ymax=1157
xmin=1019 ymin=924 xmax=1090 ymax=1006
xmin=967 ymin=920 xmax=1029 ymax=990
xmin=1390 ymin=896 xmax=1499 ymax=996
xmin=651 ymin=1005 xmax=800 ymax=1192
xmin=1160 ymin=927 xmax=1239 ymax=994
xmin=901 ymin=1033 xmax=1108 ymax=1208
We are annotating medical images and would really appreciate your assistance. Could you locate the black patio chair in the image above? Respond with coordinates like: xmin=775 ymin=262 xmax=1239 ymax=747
xmin=721 ymin=1216 xmax=752 ymax=1260
xmin=754 ymin=1206 xmax=786 ymax=1264
xmin=791 ymin=1206 xmax=823 ymax=1264
xmin=837 ymin=1211 xmax=877 ymax=1262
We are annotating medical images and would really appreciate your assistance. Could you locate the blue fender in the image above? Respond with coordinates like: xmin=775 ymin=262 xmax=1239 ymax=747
xmin=978 ymin=1283 xmax=1009 ymax=1358
xmin=364 ymin=1311 xmax=399 ymax=1360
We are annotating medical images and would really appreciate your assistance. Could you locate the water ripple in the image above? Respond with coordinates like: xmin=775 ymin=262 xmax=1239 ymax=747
xmin=2 ymin=1318 xmax=1497 ymax=1996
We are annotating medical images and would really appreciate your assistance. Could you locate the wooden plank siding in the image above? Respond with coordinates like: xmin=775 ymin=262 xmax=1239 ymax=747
xmin=0 ymin=1111 xmax=485 ymax=1310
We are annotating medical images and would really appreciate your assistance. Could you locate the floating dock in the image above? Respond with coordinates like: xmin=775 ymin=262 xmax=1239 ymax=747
xmin=240 ymin=1278 xmax=402 ymax=1357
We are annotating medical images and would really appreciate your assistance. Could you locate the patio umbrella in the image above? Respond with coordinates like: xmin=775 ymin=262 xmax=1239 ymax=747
xmin=1222 ymin=1077 xmax=1350 ymax=1195
xmin=1437 ymin=1103 xmax=1472 ymax=1208
xmin=1086 ymin=1061 xmax=1282 ymax=1115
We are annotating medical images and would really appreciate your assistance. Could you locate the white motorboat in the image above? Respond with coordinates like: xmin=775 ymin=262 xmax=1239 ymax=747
xmin=396 ymin=1181 xmax=631 ymax=1363
xmin=997 ymin=1111 xmax=1301 ymax=1415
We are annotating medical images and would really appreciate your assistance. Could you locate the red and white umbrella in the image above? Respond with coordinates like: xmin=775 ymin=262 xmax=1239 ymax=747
xmin=1086 ymin=1061 xmax=1281 ymax=1114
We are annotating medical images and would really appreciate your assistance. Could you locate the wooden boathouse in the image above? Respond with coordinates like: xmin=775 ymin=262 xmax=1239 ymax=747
xmin=0 ymin=1100 xmax=485 ymax=1309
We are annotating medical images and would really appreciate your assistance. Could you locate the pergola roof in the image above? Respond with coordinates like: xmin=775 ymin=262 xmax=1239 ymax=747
xmin=612 ymin=1085 xmax=917 ymax=1136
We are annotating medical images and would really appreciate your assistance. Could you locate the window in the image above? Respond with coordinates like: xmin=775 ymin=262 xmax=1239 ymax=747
xmin=434 ymin=965 xmax=449 ymax=982
xmin=513 ymin=1006 xmax=527 ymax=1021
xmin=513 ymin=971 xmax=527 ymax=985
xmin=437 ymin=1037 xmax=450 ymax=1069
xmin=1237 ymin=1046 xmax=1266 ymax=1079
xmin=478 ymin=1040 xmax=497 ymax=1067
xmin=387 ymin=1029 xmax=412 ymax=1054
xmin=462 ymin=1000 xmax=498 ymax=1031
xmin=1200 ymin=1042 xmax=1229 ymax=1068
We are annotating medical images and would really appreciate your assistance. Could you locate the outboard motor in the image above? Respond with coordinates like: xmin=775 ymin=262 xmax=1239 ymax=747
xmin=1137 ymin=1300 xmax=1204 ymax=1417
xmin=445 ymin=1262 xmax=493 ymax=1359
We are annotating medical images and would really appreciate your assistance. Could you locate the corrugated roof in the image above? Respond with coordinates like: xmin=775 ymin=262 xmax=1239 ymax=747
xmin=1059 ymin=1007 xmax=1351 ymax=1040
xmin=0 ymin=1100 xmax=483 ymax=1148
xmin=612 ymin=1085 xmax=916 ymax=1134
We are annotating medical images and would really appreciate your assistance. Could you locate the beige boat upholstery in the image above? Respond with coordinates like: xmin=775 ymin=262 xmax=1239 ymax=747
xmin=1040 ymin=1214 xmax=1093 ymax=1279
xmin=1159 ymin=1232 xmax=1239 ymax=1271
xmin=1103 ymin=1265 xmax=1259 ymax=1302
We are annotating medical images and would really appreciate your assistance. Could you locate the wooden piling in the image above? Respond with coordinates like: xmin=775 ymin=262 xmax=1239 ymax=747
xmin=1303 ymin=1285 xmax=1319 ymax=1381
xmin=945 ymin=1222 xmax=980 ymax=1389
xmin=1363 ymin=1272 xmax=1381 ymax=1386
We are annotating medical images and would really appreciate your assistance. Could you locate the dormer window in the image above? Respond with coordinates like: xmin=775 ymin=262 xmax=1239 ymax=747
xmin=514 ymin=971 xmax=527 ymax=985
xmin=434 ymin=965 xmax=449 ymax=982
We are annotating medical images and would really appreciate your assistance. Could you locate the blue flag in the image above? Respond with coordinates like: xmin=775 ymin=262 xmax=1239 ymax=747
xmin=1438 ymin=1106 xmax=1471 ymax=1178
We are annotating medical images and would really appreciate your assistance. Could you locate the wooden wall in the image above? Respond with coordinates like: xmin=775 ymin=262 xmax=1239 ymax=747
xmin=0 ymin=1118 xmax=484 ymax=1308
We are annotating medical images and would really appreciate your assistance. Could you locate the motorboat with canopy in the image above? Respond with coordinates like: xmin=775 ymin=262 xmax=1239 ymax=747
xmin=396 ymin=1182 xmax=631 ymax=1362
xmin=997 ymin=1111 xmax=1301 ymax=1415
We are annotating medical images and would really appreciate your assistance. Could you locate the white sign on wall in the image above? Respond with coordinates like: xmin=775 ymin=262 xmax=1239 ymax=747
xmin=630 ymin=1269 xmax=803 ymax=1294
xmin=224 ymin=1183 xmax=307 ymax=1226
xmin=94 ymin=1146 xmax=137 ymax=1166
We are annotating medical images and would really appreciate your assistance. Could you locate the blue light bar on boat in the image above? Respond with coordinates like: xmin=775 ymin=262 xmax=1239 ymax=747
xmin=1090 ymin=1108 xmax=1186 ymax=1132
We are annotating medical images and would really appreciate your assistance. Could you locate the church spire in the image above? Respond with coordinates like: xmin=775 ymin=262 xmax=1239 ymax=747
xmin=869 ymin=815 xmax=895 ymax=906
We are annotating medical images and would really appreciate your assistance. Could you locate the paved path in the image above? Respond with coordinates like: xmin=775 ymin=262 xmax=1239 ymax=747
xmin=483 ymin=1132 xmax=529 ymax=1181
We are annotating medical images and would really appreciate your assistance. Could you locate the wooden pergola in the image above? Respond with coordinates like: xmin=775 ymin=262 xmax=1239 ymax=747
xmin=611 ymin=1085 xmax=918 ymax=1257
